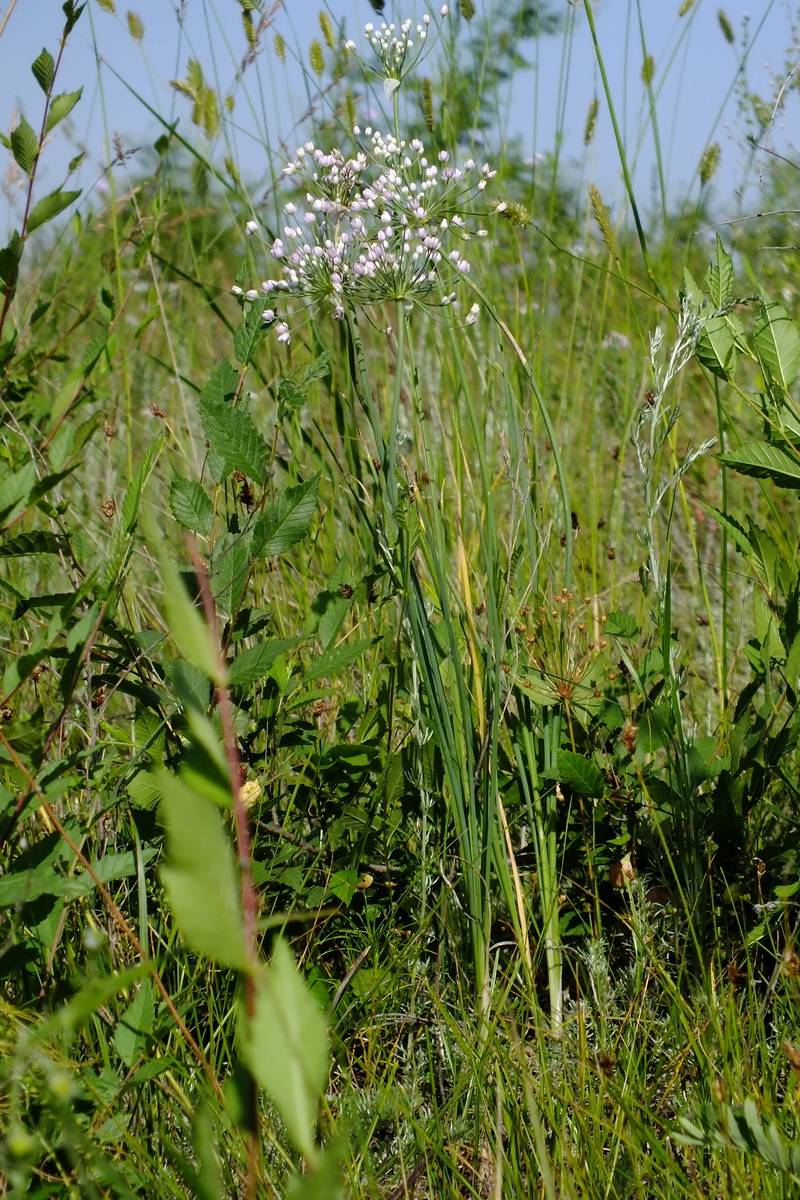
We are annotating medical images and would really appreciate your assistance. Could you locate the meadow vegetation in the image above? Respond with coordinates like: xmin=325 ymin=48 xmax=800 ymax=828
xmin=1 ymin=1 xmax=800 ymax=1196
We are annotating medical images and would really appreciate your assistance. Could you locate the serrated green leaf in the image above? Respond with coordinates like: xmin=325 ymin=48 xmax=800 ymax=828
xmin=122 ymin=435 xmax=164 ymax=534
xmin=169 ymin=473 xmax=213 ymax=536
xmin=0 ymin=231 xmax=23 ymax=292
xmin=0 ymin=531 xmax=68 ymax=556
xmin=251 ymin=474 xmax=320 ymax=558
xmin=10 ymin=118 xmax=38 ymax=175
xmin=682 ymin=267 xmax=704 ymax=309
xmin=604 ymin=610 xmax=638 ymax=639
xmin=700 ymin=503 xmax=751 ymax=558
xmin=158 ymin=773 xmax=246 ymax=969
xmin=228 ymin=636 xmax=301 ymax=688
xmin=27 ymin=188 xmax=81 ymax=234
xmin=62 ymin=1 xmax=85 ymax=36
xmin=49 ymin=413 xmax=100 ymax=472
xmin=198 ymin=396 xmax=268 ymax=483
xmin=80 ymin=325 xmax=108 ymax=374
xmin=103 ymin=525 xmax=132 ymax=594
xmin=60 ymin=848 xmax=156 ymax=900
xmin=557 ymin=750 xmax=605 ymax=798
xmin=311 ymin=588 xmax=351 ymax=650
xmin=753 ymin=588 xmax=783 ymax=659
xmin=47 ymin=366 xmax=85 ymax=432
xmin=745 ymin=516 xmax=783 ymax=595
xmin=66 ymin=600 xmax=101 ymax=653
xmin=44 ymin=88 xmax=82 ymax=135
xmin=301 ymin=636 xmax=374 ymax=685
xmin=0 ymin=459 xmax=36 ymax=526
xmin=241 ymin=938 xmax=329 ymax=1157
xmin=718 ymin=440 xmax=800 ymax=488
xmin=277 ymin=378 xmax=308 ymax=421
xmin=200 ymin=359 xmax=238 ymax=408
xmin=302 ymin=352 xmax=331 ymax=386
xmin=13 ymin=591 xmax=74 ymax=618
xmin=155 ymin=547 xmax=224 ymax=685
xmin=0 ymin=848 xmax=153 ymax=907
xmin=704 ymin=233 xmax=734 ymax=306
xmin=233 ymin=303 xmax=268 ymax=366
xmin=696 ymin=313 xmax=742 ymax=381
xmin=210 ymin=531 xmax=250 ymax=617
xmin=127 ymin=770 xmax=162 ymax=810
xmin=328 ymin=869 xmax=359 ymax=904
xmin=32 ymin=48 xmax=55 ymax=94
xmin=754 ymin=295 xmax=800 ymax=389
xmin=0 ymin=865 xmax=60 ymax=907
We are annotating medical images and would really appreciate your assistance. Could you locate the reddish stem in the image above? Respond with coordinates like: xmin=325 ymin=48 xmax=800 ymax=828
xmin=0 ymin=12 xmax=72 ymax=343
xmin=190 ymin=543 xmax=261 ymax=1200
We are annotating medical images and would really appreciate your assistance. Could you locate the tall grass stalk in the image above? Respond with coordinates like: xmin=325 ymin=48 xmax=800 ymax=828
xmin=582 ymin=0 xmax=661 ymax=299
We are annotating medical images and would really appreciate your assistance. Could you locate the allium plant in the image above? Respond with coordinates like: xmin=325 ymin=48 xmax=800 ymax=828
xmin=237 ymin=131 xmax=490 ymax=344
xmin=235 ymin=10 xmax=509 ymax=1004
xmin=234 ymin=8 xmax=486 ymax=344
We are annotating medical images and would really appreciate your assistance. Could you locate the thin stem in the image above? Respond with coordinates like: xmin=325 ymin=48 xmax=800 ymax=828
xmin=581 ymin=0 xmax=665 ymax=302
xmin=191 ymin=544 xmax=260 ymax=1200
xmin=0 ymin=0 xmax=19 ymax=39
xmin=0 ymin=8 xmax=77 ymax=342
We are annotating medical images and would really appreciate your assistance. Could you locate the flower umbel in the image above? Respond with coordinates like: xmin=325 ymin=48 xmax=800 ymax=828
xmin=242 ymin=130 xmax=494 ymax=343
xmin=345 ymin=10 xmax=446 ymax=96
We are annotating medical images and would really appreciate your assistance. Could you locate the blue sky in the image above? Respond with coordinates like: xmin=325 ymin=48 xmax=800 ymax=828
xmin=1 ymin=0 xmax=799 ymax=237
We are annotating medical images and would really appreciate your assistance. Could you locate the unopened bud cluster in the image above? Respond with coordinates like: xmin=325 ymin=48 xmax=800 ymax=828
xmin=344 ymin=7 xmax=449 ymax=90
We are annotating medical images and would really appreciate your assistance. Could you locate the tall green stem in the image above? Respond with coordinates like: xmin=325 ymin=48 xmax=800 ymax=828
xmin=582 ymin=0 xmax=665 ymax=302
xmin=514 ymin=701 xmax=563 ymax=1032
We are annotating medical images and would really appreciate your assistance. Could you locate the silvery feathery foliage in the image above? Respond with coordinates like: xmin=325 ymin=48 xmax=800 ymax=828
xmin=237 ymin=132 xmax=491 ymax=344
xmin=634 ymin=298 xmax=716 ymax=602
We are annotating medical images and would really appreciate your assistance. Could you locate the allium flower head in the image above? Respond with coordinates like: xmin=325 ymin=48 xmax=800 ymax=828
xmin=346 ymin=9 xmax=446 ymax=98
xmin=240 ymin=130 xmax=494 ymax=344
